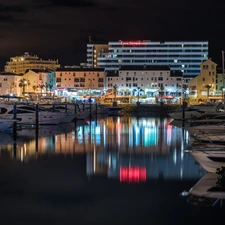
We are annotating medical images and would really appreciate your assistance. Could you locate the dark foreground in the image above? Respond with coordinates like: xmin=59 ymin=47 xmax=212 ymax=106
xmin=0 ymin=154 xmax=224 ymax=225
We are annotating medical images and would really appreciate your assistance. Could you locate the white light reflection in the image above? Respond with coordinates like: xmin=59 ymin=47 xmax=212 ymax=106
xmin=173 ymin=148 xmax=177 ymax=165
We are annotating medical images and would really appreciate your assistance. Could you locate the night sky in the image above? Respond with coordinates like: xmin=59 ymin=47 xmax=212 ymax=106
xmin=0 ymin=0 xmax=225 ymax=70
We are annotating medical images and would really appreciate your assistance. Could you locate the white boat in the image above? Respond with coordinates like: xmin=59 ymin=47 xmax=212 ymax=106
xmin=0 ymin=118 xmax=17 ymax=132
xmin=0 ymin=103 xmax=76 ymax=125
xmin=181 ymin=173 xmax=225 ymax=207
xmin=186 ymin=148 xmax=225 ymax=173
xmin=42 ymin=104 xmax=90 ymax=120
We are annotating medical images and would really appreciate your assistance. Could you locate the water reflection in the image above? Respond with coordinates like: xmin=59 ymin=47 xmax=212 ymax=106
xmin=0 ymin=116 xmax=205 ymax=180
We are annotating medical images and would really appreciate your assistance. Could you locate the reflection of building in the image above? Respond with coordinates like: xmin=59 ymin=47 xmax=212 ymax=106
xmin=90 ymin=40 xmax=208 ymax=79
xmin=4 ymin=52 xmax=60 ymax=74
xmin=86 ymin=151 xmax=205 ymax=181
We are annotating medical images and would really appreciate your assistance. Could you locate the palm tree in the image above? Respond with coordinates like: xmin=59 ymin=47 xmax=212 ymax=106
xmin=112 ymin=84 xmax=118 ymax=106
xmin=220 ymin=86 xmax=225 ymax=101
xmin=38 ymin=84 xmax=45 ymax=96
xmin=204 ymin=84 xmax=212 ymax=100
xmin=44 ymin=82 xmax=50 ymax=95
xmin=18 ymin=78 xmax=30 ymax=95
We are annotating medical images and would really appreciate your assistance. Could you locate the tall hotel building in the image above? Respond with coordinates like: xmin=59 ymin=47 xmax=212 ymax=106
xmin=5 ymin=52 xmax=60 ymax=74
xmin=87 ymin=40 xmax=208 ymax=79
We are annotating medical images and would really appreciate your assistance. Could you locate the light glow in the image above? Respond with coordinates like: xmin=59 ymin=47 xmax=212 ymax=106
xmin=120 ymin=41 xmax=148 ymax=46
xmin=120 ymin=167 xmax=146 ymax=183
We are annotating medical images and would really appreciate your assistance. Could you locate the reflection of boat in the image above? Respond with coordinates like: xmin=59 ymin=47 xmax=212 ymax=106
xmin=182 ymin=173 xmax=225 ymax=207
xmin=0 ymin=103 xmax=76 ymax=125
xmin=107 ymin=106 xmax=123 ymax=116
xmin=16 ymin=123 xmax=76 ymax=138
xmin=187 ymin=148 xmax=225 ymax=173
xmin=0 ymin=119 xmax=17 ymax=132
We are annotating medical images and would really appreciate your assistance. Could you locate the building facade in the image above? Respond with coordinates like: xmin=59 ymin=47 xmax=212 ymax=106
xmin=0 ymin=72 xmax=22 ymax=96
xmin=55 ymin=68 xmax=105 ymax=99
xmin=188 ymin=59 xmax=217 ymax=103
xmin=89 ymin=40 xmax=208 ymax=80
xmin=105 ymin=65 xmax=183 ymax=104
xmin=5 ymin=52 xmax=60 ymax=74
xmin=87 ymin=44 xmax=108 ymax=68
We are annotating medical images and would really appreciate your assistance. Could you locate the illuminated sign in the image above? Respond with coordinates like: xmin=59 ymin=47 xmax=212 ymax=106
xmin=120 ymin=41 xmax=147 ymax=46
xmin=120 ymin=166 xmax=146 ymax=183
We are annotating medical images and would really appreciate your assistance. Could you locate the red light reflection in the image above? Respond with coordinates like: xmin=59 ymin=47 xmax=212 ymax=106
xmin=120 ymin=167 xmax=146 ymax=183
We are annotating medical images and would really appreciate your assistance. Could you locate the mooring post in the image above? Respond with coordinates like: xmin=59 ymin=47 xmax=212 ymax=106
xmin=182 ymin=101 xmax=185 ymax=127
xmin=74 ymin=104 xmax=77 ymax=114
xmin=52 ymin=104 xmax=55 ymax=112
xmin=65 ymin=103 xmax=68 ymax=113
xmin=13 ymin=103 xmax=17 ymax=119
xmin=35 ymin=104 xmax=39 ymax=126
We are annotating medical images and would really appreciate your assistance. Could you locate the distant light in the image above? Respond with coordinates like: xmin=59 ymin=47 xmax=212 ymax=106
xmin=120 ymin=41 xmax=147 ymax=46
xmin=180 ymin=191 xmax=189 ymax=197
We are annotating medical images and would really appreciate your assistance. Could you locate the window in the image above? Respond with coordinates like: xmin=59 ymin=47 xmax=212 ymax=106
xmin=203 ymin=78 xmax=205 ymax=81
xmin=98 ymin=78 xmax=103 ymax=82
xmin=60 ymin=73 xmax=62 ymax=76
xmin=80 ymin=78 xmax=85 ymax=82
xmin=74 ymin=78 xmax=79 ymax=82
xmin=158 ymin=77 xmax=163 ymax=81
xmin=56 ymin=78 xmax=61 ymax=82
xmin=73 ymin=73 xmax=76 ymax=76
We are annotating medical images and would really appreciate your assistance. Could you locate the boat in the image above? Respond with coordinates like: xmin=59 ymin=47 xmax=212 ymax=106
xmin=181 ymin=173 xmax=225 ymax=208
xmin=185 ymin=148 xmax=225 ymax=173
xmin=0 ymin=118 xmax=17 ymax=132
xmin=0 ymin=103 xmax=76 ymax=125
xmin=168 ymin=105 xmax=218 ymax=120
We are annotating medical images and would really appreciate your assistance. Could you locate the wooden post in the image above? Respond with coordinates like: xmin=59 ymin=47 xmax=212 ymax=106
xmin=35 ymin=104 xmax=39 ymax=126
xmin=65 ymin=103 xmax=68 ymax=113
xmin=13 ymin=104 xmax=17 ymax=119
xmin=182 ymin=101 xmax=185 ymax=127
xmin=74 ymin=104 xmax=77 ymax=114
xmin=52 ymin=104 xmax=55 ymax=112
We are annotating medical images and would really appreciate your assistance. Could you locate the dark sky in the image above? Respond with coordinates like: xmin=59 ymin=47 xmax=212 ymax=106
xmin=0 ymin=0 xmax=225 ymax=70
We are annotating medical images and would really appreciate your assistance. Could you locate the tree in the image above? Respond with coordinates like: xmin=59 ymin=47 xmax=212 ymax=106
xmin=220 ymin=86 xmax=225 ymax=101
xmin=37 ymin=84 xmax=45 ymax=96
xmin=18 ymin=78 xmax=30 ymax=95
xmin=204 ymin=84 xmax=212 ymax=100
xmin=112 ymin=84 xmax=118 ymax=106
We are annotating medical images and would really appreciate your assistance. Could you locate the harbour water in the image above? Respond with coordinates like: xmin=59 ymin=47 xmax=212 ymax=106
xmin=0 ymin=116 xmax=224 ymax=224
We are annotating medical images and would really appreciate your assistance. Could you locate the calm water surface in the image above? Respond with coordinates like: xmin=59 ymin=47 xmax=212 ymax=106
xmin=0 ymin=116 xmax=224 ymax=225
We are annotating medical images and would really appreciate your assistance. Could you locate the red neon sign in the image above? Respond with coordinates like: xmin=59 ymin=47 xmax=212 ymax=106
xmin=120 ymin=166 xmax=146 ymax=183
xmin=120 ymin=41 xmax=147 ymax=46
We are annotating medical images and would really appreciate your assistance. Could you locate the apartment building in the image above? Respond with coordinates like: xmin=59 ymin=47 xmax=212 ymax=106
xmin=105 ymin=65 xmax=183 ymax=103
xmin=55 ymin=68 xmax=105 ymax=98
xmin=87 ymin=40 xmax=208 ymax=80
xmin=188 ymin=59 xmax=217 ymax=102
xmin=5 ymin=52 xmax=60 ymax=74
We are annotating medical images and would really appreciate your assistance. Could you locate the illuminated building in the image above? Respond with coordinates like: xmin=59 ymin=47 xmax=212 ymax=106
xmin=88 ymin=40 xmax=208 ymax=79
xmin=4 ymin=52 xmax=60 ymax=74
xmin=87 ymin=44 xmax=109 ymax=68
xmin=106 ymin=65 xmax=183 ymax=103
xmin=0 ymin=72 xmax=21 ymax=96
xmin=55 ymin=68 xmax=105 ymax=98
xmin=188 ymin=59 xmax=217 ymax=102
